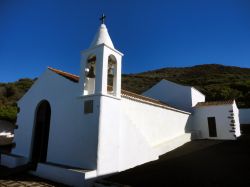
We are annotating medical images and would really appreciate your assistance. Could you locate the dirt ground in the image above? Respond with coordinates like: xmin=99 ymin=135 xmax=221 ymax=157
xmin=0 ymin=126 xmax=250 ymax=187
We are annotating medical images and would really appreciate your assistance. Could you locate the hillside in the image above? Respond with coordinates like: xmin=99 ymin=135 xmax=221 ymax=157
xmin=0 ymin=79 xmax=34 ymax=122
xmin=0 ymin=64 xmax=249 ymax=122
xmin=122 ymin=64 xmax=250 ymax=108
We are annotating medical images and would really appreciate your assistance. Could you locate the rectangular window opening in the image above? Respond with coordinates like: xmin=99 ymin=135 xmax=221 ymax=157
xmin=84 ymin=100 xmax=94 ymax=114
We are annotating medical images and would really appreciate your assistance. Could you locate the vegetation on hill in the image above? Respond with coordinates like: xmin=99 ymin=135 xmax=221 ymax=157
xmin=122 ymin=64 xmax=250 ymax=108
xmin=0 ymin=79 xmax=34 ymax=122
xmin=0 ymin=64 xmax=249 ymax=122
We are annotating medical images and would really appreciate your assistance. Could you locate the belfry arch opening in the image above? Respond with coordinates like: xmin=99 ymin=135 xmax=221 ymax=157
xmin=107 ymin=54 xmax=117 ymax=96
xmin=84 ymin=55 xmax=96 ymax=95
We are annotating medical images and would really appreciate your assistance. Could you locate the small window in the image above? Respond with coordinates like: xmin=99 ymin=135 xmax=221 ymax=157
xmin=84 ymin=100 xmax=94 ymax=114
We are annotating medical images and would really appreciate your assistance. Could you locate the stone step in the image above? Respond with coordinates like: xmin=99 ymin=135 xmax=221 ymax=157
xmin=0 ymin=153 xmax=28 ymax=168
xmin=30 ymin=162 xmax=97 ymax=187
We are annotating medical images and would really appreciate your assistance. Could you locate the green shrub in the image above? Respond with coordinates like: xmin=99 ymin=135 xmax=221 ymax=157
xmin=0 ymin=105 xmax=17 ymax=123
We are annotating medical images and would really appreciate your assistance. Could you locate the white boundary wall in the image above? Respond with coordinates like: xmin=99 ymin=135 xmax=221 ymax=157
xmin=118 ymin=98 xmax=191 ymax=171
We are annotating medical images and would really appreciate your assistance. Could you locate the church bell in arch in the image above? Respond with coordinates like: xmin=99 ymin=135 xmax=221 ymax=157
xmin=87 ymin=66 xmax=95 ymax=78
xmin=108 ymin=67 xmax=114 ymax=76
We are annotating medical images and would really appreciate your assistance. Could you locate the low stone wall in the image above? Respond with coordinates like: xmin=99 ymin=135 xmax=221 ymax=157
xmin=0 ymin=120 xmax=14 ymax=146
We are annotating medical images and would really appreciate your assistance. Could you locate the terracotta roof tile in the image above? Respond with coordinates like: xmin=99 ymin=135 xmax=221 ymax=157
xmin=48 ymin=67 xmax=79 ymax=83
xmin=195 ymin=100 xmax=234 ymax=107
xmin=48 ymin=67 xmax=190 ymax=114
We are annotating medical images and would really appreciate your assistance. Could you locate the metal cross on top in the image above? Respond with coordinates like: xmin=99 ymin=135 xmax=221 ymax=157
xmin=99 ymin=14 xmax=106 ymax=24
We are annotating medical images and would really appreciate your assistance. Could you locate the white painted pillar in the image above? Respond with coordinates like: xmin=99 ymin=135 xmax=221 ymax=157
xmin=114 ymin=55 xmax=122 ymax=98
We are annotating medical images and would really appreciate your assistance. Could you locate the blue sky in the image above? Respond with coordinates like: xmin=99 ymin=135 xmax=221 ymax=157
xmin=0 ymin=0 xmax=250 ymax=82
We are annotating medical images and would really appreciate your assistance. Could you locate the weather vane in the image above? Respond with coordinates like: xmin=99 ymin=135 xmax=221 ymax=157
xmin=100 ymin=13 xmax=106 ymax=24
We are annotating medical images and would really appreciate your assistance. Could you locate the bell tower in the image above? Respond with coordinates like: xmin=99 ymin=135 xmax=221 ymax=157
xmin=79 ymin=14 xmax=123 ymax=98
xmin=79 ymin=15 xmax=123 ymax=175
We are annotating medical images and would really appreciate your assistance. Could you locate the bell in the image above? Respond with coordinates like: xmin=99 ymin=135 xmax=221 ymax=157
xmin=108 ymin=67 xmax=114 ymax=76
xmin=87 ymin=66 xmax=95 ymax=78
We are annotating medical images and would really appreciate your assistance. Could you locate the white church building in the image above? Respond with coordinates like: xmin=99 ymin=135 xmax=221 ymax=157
xmin=0 ymin=20 xmax=241 ymax=186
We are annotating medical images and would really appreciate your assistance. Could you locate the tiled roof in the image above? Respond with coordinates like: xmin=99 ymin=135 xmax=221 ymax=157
xmin=48 ymin=67 xmax=79 ymax=83
xmin=48 ymin=67 xmax=190 ymax=114
xmin=121 ymin=89 xmax=172 ymax=108
xmin=195 ymin=100 xmax=234 ymax=107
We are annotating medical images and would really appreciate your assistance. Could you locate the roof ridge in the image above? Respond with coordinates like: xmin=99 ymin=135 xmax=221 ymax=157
xmin=197 ymin=100 xmax=234 ymax=104
xmin=195 ymin=100 xmax=234 ymax=107
xmin=48 ymin=67 xmax=79 ymax=82
xmin=121 ymin=88 xmax=165 ymax=103
xmin=48 ymin=67 xmax=79 ymax=78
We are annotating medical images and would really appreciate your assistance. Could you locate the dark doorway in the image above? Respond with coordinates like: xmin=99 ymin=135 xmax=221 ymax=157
xmin=208 ymin=117 xmax=217 ymax=137
xmin=31 ymin=100 xmax=51 ymax=168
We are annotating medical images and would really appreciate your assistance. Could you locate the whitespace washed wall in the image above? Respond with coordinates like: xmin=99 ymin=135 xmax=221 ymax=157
xmin=143 ymin=80 xmax=192 ymax=112
xmin=191 ymin=102 xmax=240 ymax=140
xmin=118 ymin=98 xmax=190 ymax=171
xmin=191 ymin=88 xmax=205 ymax=107
xmin=143 ymin=80 xmax=205 ymax=112
xmin=13 ymin=70 xmax=99 ymax=169
xmin=95 ymin=95 xmax=121 ymax=175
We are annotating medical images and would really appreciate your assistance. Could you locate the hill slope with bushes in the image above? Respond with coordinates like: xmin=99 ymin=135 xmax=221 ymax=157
xmin=0 ymin=64 xmax=249 ymax=122
xmin=122 ymin=64 xmax=250 ymax=108
xmin=0 ymin=79 xmax=34 ymax=122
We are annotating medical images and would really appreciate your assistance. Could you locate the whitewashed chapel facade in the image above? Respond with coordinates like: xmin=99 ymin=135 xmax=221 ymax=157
xmin=0 ymin=21 xmax=241 ymax=186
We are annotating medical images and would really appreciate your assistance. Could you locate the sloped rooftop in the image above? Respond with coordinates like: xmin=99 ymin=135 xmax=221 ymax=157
xmin=48 ymin=67 xmax=79 ymax=82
